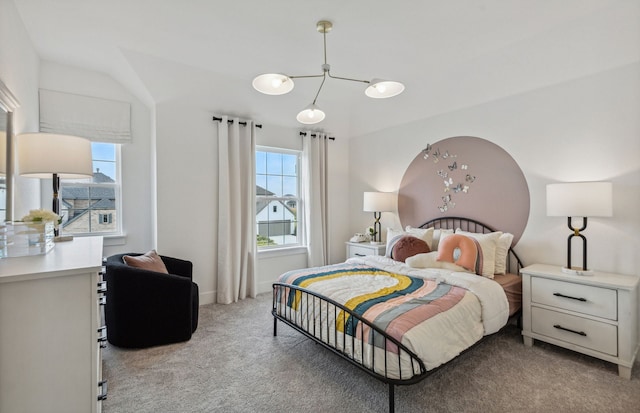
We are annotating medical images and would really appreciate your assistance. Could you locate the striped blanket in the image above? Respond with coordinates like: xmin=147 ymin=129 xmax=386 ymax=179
xmin=276 ymin=256 xmax=509 ymax=374
xmin=278 ymin=263 xmax=468 ymax=354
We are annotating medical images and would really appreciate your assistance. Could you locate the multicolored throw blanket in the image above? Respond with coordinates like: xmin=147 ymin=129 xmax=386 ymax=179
xmin=278 ymin=263 xmax=467 ymax=353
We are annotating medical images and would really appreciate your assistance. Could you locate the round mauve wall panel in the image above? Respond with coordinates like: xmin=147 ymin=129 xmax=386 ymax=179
xmin=398 ymin=136 xmax=530 ymax=245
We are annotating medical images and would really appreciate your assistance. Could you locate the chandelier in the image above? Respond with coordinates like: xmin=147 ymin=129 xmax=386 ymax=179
xmin=252 ymin=20 xmax=405 ymax=125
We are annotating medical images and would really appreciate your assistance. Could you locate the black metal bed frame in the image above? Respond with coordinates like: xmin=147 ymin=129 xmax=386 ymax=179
xmin=272 ymin=217 xmax=524 ymax=412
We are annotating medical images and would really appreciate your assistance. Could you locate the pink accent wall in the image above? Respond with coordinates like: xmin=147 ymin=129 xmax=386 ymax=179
xmin=398 ymin=136 xmax=530 ymax=244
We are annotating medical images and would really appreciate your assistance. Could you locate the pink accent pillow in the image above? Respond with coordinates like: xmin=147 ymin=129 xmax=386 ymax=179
xmin=436 ymin=234 xmax=478 ymax=271
xmin=390 ymin=235 xmax=431 ymax=263
xmin=123 ymin=250 xmax=169 ymax=274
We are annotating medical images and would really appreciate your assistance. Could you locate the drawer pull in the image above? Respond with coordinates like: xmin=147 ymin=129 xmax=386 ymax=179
xmin=354 ymin=253 xmax=366 ymax=257
xmin=553 ymin=292 xmax=587 ymax=302
xmin=98 ymin=326 xmax=107 ymax=347
xmin=98 ymin=380 xmax=108 ymax=401
xmin=97 ymin=281 xmax=107 ymax=294
xmin=553 ymin=324 xmax=587 ymax=337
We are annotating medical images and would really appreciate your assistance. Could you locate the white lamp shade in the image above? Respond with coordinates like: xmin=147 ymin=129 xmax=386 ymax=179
xmin=546 ymin=182 xmax=613 ymax=217
xmin=18 ymin=133 xmax=93 ymax=179
xmin=363 ymin=192 xmax=395 ymax=212
xmin=365 ymin=79 xmax=405 ymax=99
xmin=0 ymin=131 xmax=6 ymax=175
xmin=296 ymin=104 xmax=325 ymax=124
xmin=252 ymin=73 xmax=294 ymax=95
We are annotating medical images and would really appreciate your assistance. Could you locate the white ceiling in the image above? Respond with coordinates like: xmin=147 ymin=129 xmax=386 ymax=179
xmin=12 ymin=0 xmax=640 ymax=138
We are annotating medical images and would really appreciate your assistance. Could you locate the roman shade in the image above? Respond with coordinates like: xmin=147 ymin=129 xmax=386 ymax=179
xmin=39 ymin=89 xmax=131 ymax=143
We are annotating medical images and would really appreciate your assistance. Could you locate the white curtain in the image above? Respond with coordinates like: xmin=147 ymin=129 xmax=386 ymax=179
xmin=302 ymin=132 xmax=330 ymax=267
xmin=216 ymin=116 xmax=257 ymax=304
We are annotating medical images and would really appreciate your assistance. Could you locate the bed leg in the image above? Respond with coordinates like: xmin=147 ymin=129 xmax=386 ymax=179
xmin=388 ymin=383 xmax=395 ymax=413
xmin=273 ymin=317 xmax=278 ymax=336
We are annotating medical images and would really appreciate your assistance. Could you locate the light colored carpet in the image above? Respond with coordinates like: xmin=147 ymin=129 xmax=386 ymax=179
xmin=103 ymin=293 xmax=640 ymax=413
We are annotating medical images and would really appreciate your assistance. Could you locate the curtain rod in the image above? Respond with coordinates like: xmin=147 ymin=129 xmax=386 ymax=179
xmin=212 ymin=116 xmax=262 ymax=128
xmin=299 ymin=132 xmax=335 ymax=140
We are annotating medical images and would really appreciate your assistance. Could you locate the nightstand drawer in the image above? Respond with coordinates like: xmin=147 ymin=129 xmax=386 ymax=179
xmin=346 ymin=242 xmax=385 ymax=258
xmin=531 ymin=307 xmax=617 ymax=356
xmin=349 ymin=244 xmax=376 ymax=257
xmin=531 ymin=277 xmax=617 ymax=320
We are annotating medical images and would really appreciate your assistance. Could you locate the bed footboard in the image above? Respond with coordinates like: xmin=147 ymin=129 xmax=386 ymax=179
xmin=272 ymin=282 xmax=429 ymax=412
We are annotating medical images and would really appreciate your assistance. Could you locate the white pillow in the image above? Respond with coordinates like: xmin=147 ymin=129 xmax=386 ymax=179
xmin=431 ymin=228 xmax=454 ymax=251
xmin=455 ymin=229 xmax=514 ymax=275
xmin=385 ymin=226 xmax=434 ymax=258
xmin=494 ymin=232 xmax=514 ymax=275
xmin=453 ymin=230 xmax=500 ymax=279
xmin=405 ymin=226 xmax=434 ymax=249
xmin=405 ymin=251 xmax=469 ymax=272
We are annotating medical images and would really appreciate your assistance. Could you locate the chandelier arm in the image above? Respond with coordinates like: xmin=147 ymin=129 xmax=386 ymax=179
xmin=312 ymin=73 xmax=327 ymax=105
xmin=288 ymin=74 xmax=326 ymax=79
xmin=327 ymin=72 xmax=370 ymax=84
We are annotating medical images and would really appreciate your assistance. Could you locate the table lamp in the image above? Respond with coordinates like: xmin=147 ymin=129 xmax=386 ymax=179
xmin=546 ymin=181 xmax=612 ymax=275
xmin=363 ymin=192 xmax=395 ymax=243
xmin=17 ymin=133 xmax=93 ymax=232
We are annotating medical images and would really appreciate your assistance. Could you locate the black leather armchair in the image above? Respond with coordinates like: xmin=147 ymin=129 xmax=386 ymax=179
xmin=105 ymin=253 xmax=199 ymax=348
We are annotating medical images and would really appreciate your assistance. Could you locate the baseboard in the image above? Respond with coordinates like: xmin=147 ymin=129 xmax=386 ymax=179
xmin=199 ymin=290 xmax=215 ymax=305
xmin=198 ymin=280 xmax=273 ymax=306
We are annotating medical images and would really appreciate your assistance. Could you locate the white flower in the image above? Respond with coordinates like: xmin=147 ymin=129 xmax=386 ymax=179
xmin=22 ymin=209 xmax=61 ymax=229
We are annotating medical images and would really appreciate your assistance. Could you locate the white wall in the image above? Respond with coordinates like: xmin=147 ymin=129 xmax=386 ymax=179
xmin=348 ymin=63 xmax=640 ymax=277
xmin=0 ymin=0 xmax=40 ymax=218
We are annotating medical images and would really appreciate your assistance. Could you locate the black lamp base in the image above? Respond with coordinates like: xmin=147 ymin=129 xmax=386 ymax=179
xmin=566 ymin=216 xmax=591 ymax=275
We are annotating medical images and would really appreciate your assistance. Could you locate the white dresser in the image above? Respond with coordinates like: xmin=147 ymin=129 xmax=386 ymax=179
xmin=521 ymin=264 xmax=639 ymax=378
xmin=0 ymin=236 xmax=106 ymax=412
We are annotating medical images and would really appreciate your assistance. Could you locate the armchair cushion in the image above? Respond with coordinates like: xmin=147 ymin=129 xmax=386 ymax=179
xmin=123 ymin=250 xmax=168 ymax=273
xmin=105 ymin=253 xmax=199 ymax=348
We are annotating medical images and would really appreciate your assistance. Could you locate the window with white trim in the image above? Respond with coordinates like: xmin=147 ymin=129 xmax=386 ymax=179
xmin=256 ymin=147 xmax=302 ymax=249
xmin=60 ymin=142 xmax=122 ymax=235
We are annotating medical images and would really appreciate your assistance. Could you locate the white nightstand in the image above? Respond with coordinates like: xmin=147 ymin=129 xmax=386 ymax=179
xmin=521 ymin=264 xmax=639 ymax=379
xmin=346 ymin=242 xmax=386 ymax=258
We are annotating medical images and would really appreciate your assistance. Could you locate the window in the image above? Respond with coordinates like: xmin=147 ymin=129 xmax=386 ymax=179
xmin=60 ymin=142 xmax=121 ymax=235
xmin=256 ymin=147 xmax=302 ymax=249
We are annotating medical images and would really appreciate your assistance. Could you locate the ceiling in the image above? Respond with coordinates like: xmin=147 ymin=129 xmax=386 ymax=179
xmin=12 ymin=0 xmax=640 ymax=138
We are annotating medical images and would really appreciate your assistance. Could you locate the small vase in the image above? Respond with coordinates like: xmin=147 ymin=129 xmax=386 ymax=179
xmin=26 ymin=221 xmax=55 ymax=247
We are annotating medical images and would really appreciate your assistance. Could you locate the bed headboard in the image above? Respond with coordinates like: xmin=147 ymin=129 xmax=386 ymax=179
xmin=419 ymin=216 xmax=524 ymax=275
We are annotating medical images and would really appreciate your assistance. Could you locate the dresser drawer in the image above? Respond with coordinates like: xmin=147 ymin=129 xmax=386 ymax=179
xmin=531 ymin=277 xmax=617 ymax=320
xmin=532 ymin=307 xmax=617 ymax=356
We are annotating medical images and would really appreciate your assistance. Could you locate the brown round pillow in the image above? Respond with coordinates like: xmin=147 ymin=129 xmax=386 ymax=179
xmin=390 ymin=235 xmax=431 ymax=263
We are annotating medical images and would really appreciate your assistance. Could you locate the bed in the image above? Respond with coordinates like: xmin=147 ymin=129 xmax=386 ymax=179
xmin=272 ymin=217 xmax=523 ymax=412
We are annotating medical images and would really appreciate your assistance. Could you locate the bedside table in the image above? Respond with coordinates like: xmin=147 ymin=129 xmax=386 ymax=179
xmin=346 ymin=242 xmax=386 ymax=258
xmin=521 ymin=264 xmax=639 ymax=379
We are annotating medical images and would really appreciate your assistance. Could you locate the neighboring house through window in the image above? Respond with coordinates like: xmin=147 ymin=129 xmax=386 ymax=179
xmin=60 ymin=142 xmax=121 ymax=235
xmin=256 ymin=147 xmax=301 ymax=249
